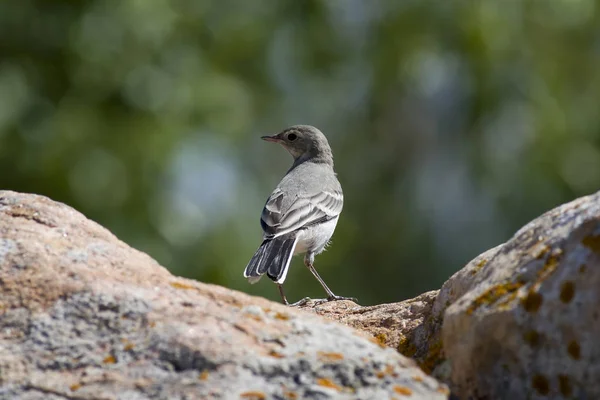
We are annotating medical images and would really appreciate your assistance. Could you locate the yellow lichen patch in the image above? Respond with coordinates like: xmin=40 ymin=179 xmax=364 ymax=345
xmin=269 ymin=350 xmax=285 ymax=359
xmin=467 ymin=282 xmax=523 ymax=315
xmin=374 ymin=332 xmax=388 ymax=347
xmin=240 ymin=391 xmax=267 ymax=399
xmin=69 ymin=383 xmax=82 ymax=391
xmin=418 ymin=340 xmax=444 ymax=375
xmin=537 ymin=251 xmax=562 ymax=281
xmin=199 ymin=370 xmax=209 ymax=381
xmin=316 ymin=378 xmax=342 ymax=391
xmin=582 ymin=234 xmax=600 ymax=254
xmin=170 ymin=281 xmax=195 ymax=290
xmin=412 ymin=375 xmax=423 ymax=382
xmin=274 ymin=312 xmax=290 ymax=321
xmin=567 ymin=341 xmax=581 ymax=360
xmin=393 ymin=385 xmax=413 ymax=396
xmin=535 ymin=245 xmax=551 ymax=259
xmin=558 ymin=374 xmax=572 ymax=397
xmin=560 ymin=281 xmax=575 ymax=303
xmin=523 ymin=330 xmax=540 ymax=348
xmin=397 ymin=336 xmax=417 ymax=358
xmin=470 ymin=258 xmax=488 ymax=275
xmin=521 ymin=291 xmax=543 ymax=313
xmin=317 ymin=351 xmax=344 ymax=362
xmin=532 ymin=374 xmax=550 ymax=395
xmin=103 ymin=355 xmax=116 ymax=364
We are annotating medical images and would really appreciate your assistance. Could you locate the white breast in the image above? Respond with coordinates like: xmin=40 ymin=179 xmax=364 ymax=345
xmin=293 ymin=216 xmax=339 ymax=256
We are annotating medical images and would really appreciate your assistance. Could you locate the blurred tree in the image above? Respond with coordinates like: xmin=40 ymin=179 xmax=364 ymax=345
xmin=1 ymin=0 xmax=599 ymax=305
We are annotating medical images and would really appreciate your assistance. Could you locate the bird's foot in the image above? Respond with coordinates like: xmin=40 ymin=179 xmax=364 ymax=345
xmin=309 ymin=295 xmax=358 ymax=306
xmin=288 ymin=297 xmax=312 ymax=307
xmin=327 ymin=295 xmax=358 ymax=303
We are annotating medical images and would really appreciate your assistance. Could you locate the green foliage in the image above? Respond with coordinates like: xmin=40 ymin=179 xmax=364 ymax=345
xmin=2 ymin=0 xmax=599 ymax=305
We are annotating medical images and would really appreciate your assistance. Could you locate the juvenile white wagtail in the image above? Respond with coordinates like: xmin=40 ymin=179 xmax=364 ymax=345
xmin=244 ymin=125 xmax=355 ymax=305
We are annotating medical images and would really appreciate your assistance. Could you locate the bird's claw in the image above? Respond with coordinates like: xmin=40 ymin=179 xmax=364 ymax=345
xmin=312 ymin=295 xmax=358 ymax=306
xmin=288 ymin=296 xmax=358 ymax=307
xmin=327 ymin=295 xmax=358 ymax=303
xmin=289 ymin=297 xmax=312 ymax=307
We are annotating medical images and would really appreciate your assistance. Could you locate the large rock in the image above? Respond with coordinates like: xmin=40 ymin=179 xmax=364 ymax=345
xmin=443 ymin=191 xmax=600 ymax=399
xmin=0 ymin=191 xmax=448 ymax=400
xmin=300 ymin=247 xmax=505 ymax=381
xmin=298 ymin=291 xmax=442 ymax=375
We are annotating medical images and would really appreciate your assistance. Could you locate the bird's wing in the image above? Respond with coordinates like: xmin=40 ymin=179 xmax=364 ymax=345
xmin=260 ymin=188 xmax=343 ymax=239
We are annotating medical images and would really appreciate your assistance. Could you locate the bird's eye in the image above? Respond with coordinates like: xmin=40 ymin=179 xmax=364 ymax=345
xmin=287 ymin=133 xmax=297 ymax=141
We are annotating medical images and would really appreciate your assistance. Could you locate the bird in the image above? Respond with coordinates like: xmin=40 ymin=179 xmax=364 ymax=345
xmin=243 ymin=125 xmax=355 ymax=306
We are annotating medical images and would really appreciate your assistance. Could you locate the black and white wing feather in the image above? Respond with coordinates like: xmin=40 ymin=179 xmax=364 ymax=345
xmin=260 ymin=188 xmax=343 ymax=239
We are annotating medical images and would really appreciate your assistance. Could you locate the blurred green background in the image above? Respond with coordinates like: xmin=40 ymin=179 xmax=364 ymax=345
xmin=1 ymin=0 xmax=599 ymax=305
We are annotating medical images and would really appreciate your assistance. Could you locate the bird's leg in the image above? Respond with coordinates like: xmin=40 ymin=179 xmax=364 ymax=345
xmin=276 ymin=283 xmax=289 ymax=305
xmin=278 ymin=283 xmax=312 ymax=306
xmin=304 ymin=254 xmax=357 ymax=304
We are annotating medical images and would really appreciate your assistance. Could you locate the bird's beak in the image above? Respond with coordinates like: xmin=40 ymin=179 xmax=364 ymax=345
xmin=261 ymin=134 xmax=281 ymax=143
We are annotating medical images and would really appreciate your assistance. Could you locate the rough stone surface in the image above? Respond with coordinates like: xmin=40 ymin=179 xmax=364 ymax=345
xmin=0 ymin=191 xmax=448 ymax=400
xmin=443 ymin=191 xmax=600 ymax=399
xmin=301 ymin=246 xmax=506 ymax=380
xmin=298 ymin=292 xmax=439 ymax=372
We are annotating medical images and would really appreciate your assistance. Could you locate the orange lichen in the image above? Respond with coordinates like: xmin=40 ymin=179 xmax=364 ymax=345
xmin=375 ymin=364 xmax=395 ymax=378
xmin=283 ymin=390 xmax=298 ymax=399
xmin=123 ymin=343 xmax=134 ymax=351
xmin=274 ymin=312 xmax=290 ymax=320
xmin=69 ymin=383 xmax=81 ymax=391
xmin=317 ymin=351 xmax=345 ymax=362
xmin=467 ymin=282 xmax=523 ymax=315
xmin=240 ymin=391 xmax=266 ymax=399
xmin=521 ymin=291 xmax=543 ymax=313
xmin=393 ymin=385 xmax=413 ymax=395
xmin=437 ymin=386 xmax=450 ymax=395
xmin=523 ymin=330 xmax=540 ymax=348
xmin=582 ymin=234 xmax=600 ymax=254
xmin=412 ymin=375 xmax=423 ymax=382
xmin=170 ymin=281 xmax=195 ymax=290
xmin=199 ymin=370 xmax=209 ymax=381
xmin=246 ymin=314 xmax=263 ymax=322
xmin=560 ymin=281 xmax=575 ymax=303
xmin=558 ymin=374 xmax=572 ymax=397
xmin=532 ymin=374 xmax=550 ymax=395
xmin=316 ymin=378 xmax=342 ymax=391
xmin=269 ymin=350 xmax=285 ymax=359
xmin=567 ymin=341 xmax=581 ymax=360
xmin=103 ymin=355 xmax=116 ymax=364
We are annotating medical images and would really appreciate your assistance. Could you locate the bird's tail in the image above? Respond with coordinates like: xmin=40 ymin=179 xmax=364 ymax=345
xmin=244 ymin=238 xmax=298 ymax=284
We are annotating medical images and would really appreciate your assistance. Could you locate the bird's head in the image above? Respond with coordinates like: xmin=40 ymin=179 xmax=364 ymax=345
xmin=261 ymin=125 xmax=333 ymax=165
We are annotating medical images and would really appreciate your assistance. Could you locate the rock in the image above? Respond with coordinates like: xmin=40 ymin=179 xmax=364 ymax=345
xmin=443 ymin=191 xmax=600 ymax=399
xmin=297 ymin=292 xmax=440 ymax=373
xmin=0 ymin=191 xmax=448 ymax=400
xmin=300 ymin=245 xmax=506 ymax=381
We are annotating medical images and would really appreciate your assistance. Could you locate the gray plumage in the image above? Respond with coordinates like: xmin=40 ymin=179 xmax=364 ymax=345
xmin=244 ymin=125 xmax=355 ymax=305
